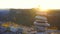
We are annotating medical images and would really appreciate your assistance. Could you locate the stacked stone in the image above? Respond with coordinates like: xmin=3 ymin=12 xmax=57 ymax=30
xmin=34 ymin=12 xmax=50 ymax=33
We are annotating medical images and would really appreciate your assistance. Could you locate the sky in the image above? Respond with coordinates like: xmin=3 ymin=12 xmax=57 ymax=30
xmin=0 ymin=0 xmax=38 ymax=9
xmin=0 ymin=0 xmax=60 ymax=10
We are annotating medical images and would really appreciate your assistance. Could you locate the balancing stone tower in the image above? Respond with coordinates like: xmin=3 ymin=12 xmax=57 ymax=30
xmin=34 ymin=11 xmax=50 ymax=34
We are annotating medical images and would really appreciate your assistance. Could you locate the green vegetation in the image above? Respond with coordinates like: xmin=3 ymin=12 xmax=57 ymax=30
xmin=9 ymin=9 xmax=36 ymax=26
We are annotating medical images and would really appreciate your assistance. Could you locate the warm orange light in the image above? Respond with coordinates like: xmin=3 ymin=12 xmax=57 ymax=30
xmin=36 ymin=7 xmax=48 ymax=12
xmin=37 ymin=0 xmax=60 ymax=11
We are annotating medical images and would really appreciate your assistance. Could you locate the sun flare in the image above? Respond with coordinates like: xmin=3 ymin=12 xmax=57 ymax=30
xmin=0 ymin=0 xmax=60 ymax=10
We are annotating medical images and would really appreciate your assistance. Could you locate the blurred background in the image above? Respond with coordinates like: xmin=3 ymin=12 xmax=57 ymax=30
xmin=0 ymin=0 xmax=60 ymax=34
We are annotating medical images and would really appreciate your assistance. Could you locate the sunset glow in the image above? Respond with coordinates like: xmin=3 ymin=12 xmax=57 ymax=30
xmin=0 ymin=0 xmax=60 ymax=10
